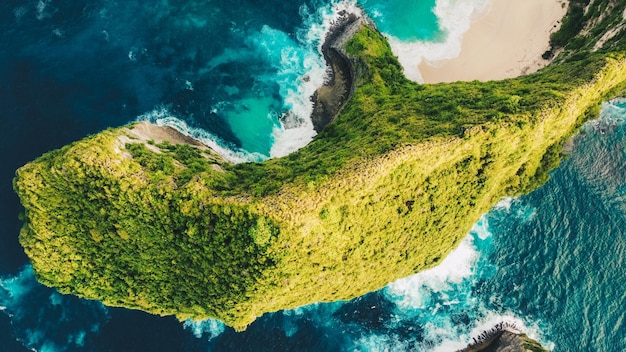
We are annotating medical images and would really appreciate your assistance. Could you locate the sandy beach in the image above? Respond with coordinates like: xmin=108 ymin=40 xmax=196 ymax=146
xmin=420 ymin=0 xmax=568 ymax=83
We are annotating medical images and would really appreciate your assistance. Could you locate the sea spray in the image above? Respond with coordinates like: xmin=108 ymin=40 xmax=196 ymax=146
xmin=138 ymin=1 xmax=367 ymax=161
xmin=271 ymin=0 xmax=364 ymax=157
xmin=360 ymin=198 xmax=552 ymax=351
xmin=385 ymin=234 xmax=481 ymax=309
xmin=183 ymin=319 xmax=226 ymax=340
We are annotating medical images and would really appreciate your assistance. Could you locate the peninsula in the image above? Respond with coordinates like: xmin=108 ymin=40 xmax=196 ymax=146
xmin=14 ymin=0 xmax=626 ymax=333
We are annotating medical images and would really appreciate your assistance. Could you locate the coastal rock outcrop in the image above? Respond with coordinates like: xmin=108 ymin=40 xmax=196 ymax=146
xmin=484 ymin=332 xmax=547 ymax=352
xmin=13 ymin=11 xmax=626 ymax=331
xmin=457 ymin=322 xmax=547 ymax=352
xmin=310 ymin=11 xmax=372 ymax=131
xmin=310 ymin=12 xmax=355 ymax=131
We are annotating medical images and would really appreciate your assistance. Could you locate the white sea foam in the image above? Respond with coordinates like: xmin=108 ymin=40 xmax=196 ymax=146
xmin=470 ymin=198 xmax=520 ymax=240
xmin=471 ymin=217 xmax=493 ymax=241
xmin=374 ymin=232 xmax=485 ymax=351
xmin=587 ymin=99 xmax=626 ymax=133
xmin=270 ymin=0 xmax=363 ymax=158
xmin=36 ymin=0 xmax=53 ymax=21
xmin=247 ymin=23 xmax=323 ymax=158
xmin=386 ymin=0 xmax=492 ymax=82
xmin=494 ymin=197 xmax=513 ymax=211
xmin=68 ymin=330 xmax=87 ymax=347
xmin=386 ymin=234 xmax=481 ymax=309
xmin=137 ymin=106 xmax=267 ymax=163
xmin=370 ymin=208 xmax=553 ymax=352
xmin=183 ymin=319 xmax=226 ymax=340
xmin=135 ymin=1 xmax=364 ymax=160
xmin=493 ymin=197 xmax=536 ymax=223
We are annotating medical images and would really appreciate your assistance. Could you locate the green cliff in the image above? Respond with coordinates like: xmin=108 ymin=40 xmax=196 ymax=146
xmin=14 ymin=12 xmax=626 ymax=330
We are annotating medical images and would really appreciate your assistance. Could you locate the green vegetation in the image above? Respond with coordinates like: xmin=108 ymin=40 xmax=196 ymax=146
xmin=14 ymin=16 xmax=626 ymax=330
xmin=520 ymin=334 xmax=549 ymax=352
xmin=550 ymin=0 xmax=590 ymax=49
xmin=551 ymin=0 xmax=626 ymax=58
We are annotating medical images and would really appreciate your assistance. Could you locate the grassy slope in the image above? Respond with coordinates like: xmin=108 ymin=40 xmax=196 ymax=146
xmin=550 ymin=0 xmax=626 ymax=57
xmin=14 ymin=21 xmax=626 ymax=329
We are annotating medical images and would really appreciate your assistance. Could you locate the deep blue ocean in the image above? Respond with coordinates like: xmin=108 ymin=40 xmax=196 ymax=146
xmin=1 ymin=0 xmax=624 ymax=351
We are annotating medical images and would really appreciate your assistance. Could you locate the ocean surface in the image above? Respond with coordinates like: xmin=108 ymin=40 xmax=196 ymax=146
xmin=0 ymin=0 xmax=624 ymax=351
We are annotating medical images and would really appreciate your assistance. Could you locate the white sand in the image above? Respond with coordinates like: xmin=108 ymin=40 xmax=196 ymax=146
xmin=419 ymin=0 xmax=568 ymax=83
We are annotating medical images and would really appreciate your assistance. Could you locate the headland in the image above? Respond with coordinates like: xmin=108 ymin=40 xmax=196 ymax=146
xmin=13 ymin=1 xmax=626 ymax=336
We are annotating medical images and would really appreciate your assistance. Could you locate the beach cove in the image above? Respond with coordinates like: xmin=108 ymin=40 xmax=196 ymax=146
xmin=416 ymin=0 xmax=567 ymax=83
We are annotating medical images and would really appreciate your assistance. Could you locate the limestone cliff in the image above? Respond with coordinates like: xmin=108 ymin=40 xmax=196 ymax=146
xmin=14 ymin=12 xmax=626 ymax=331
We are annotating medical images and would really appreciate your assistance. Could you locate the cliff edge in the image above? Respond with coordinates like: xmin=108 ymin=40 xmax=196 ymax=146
xmin=310 ymin=11 xmax=368 ymax=131
xmin=14 ymin=9 xmax=626 ymax=331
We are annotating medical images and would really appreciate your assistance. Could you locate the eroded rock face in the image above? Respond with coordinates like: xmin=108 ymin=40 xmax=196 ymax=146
xmin=310 ymin=11 xmax=364 ymax=132
xmin=310 ymin=47 xmax=352 ymax=131
xmin=457 ymin=322 xmax=548 ymax=352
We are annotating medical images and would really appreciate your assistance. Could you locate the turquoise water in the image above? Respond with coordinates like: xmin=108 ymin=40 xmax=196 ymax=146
xmin=174 ymin=101 xmax=626 ymax=351
xmin=134 ymin=0 xmax=333 ymax=159
xmin=137 ymin=0 xmax=446 ymax=160
xmin=360 ymin=0 xmax=442 ymax=41
xmin=1 ymin=0 xmax=625 ymax=350
xmin=481 ymin=101 xmax=626 ymax=351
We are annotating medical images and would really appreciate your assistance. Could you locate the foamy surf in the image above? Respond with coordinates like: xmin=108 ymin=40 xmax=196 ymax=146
xmin=270 ymin=0 xmax=364 ymax=158
xmin=383 ymin=0 xmax=492 ymax=82
xmin=361 ymin=199 xmax=552 ymax=351
xmin=385 ymin=234 xmax=481 ymax=308
xmin=587 ymin=98 xmax=626 ymax=133
xmin=136 ymin=1 xmax=365 ymax=161
xmin=183 ymin=319 xmax=226 ymax=340
xmin=137 ymin=106 xmax=267 ymax=163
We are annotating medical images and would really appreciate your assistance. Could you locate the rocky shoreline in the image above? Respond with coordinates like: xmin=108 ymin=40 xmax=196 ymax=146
xmin=131 ymin=11 xmax=369 ymax=156
xmin=132 ymin=11 xmax=370 ymax=150
xmin=309 ymin=11 xmax=371 ymax=132
xmin=457 ymin=322 xmax=547 ymax=352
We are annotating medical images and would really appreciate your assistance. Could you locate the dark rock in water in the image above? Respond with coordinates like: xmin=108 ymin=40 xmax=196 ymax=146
xmin=480 ymin=331 xmax=547 ymax=352
xmin=280 ymin=110 xmax=307 ymax=129
xmin=457 ymin=322 xmax=548 ymax=352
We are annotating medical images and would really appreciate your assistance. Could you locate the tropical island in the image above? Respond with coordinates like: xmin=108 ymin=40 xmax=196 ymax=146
xmin=13 ymin=1 xmax=626 ymax=347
